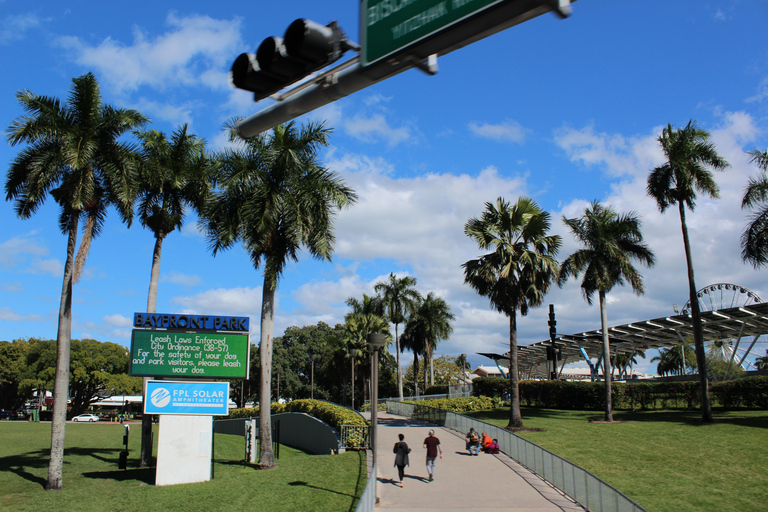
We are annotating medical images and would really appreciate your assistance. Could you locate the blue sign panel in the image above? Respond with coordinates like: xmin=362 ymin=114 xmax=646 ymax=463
xmin=133 ymin=312 xmax=249 ymax=332
xmin=145 ymin=381 xmax=230 ymax=416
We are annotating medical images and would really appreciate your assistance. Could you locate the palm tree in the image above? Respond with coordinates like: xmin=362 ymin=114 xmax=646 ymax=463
xmin=614 ymin=348 xmax=645 ymax=379
xmin=374 ymin=273 xmax=420 ymax=399
xmin=650 ymin=343 xmax=696 ymax=376
xmin=558 ymin=201 xmax=655 ymax=422
xmin=134 ymin=124 xmax=216 ymax=467
xmin=463 ymin=197 xmax=561 ymax=429
xmin=5 ymin=73 xmax=147 ymax=489
xmin=344 ymin=312 xmax=390 ymax=402
xmin=741 ymin=148 xmax=768 ymax=268
xmin=202 ymin=120 xmax=356 ymax=468
xmin=345 ymin=293 xmax=386 ymax=317
xmin=399 ymin=318 xmax=426 ymax=396
xmin=411 ymin=292 xmax=454 ymax=388
xmin=647 ymin=120 xmax=729 ymax=423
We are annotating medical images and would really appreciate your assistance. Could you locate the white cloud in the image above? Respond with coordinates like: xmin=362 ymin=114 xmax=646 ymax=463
xmin=468 ymin=120 xmax=526 ymax=144
xmin=103 ymin=313 xmax=132 ymax=327
xmin=172 ymin=286 xmax=264 ymax=317
xmin=0 ymin=13 xmax=44 ymax=45
xmin=162 ymin=271 xmax=202 ymax=287
xmin=57 ymin=12 xmax=242 ymax=94
xmin=343 ymin=113 xmax=412 ymax=146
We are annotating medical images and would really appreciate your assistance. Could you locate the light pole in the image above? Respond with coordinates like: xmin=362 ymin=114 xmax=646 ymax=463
xmin=367 ymin=333 xmax=385 ymax=469
xmin=349 ymin=348 xmax=358 ymax=410
xmin=310 ymin=354 xmax=317 ymax=399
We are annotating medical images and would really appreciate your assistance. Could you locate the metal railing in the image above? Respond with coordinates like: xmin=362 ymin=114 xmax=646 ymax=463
xmin=386 ymin=400 xmax=647 ymax=512
xmin=354 ymin=463 xmax=377 ymax=512
xmin=341 ymin=424 xmax=370 ymax=450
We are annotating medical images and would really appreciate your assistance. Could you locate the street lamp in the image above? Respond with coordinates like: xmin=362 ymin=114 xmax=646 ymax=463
xmin=367 ymin=333 xmax=385 ymax=469
xmin=310 ymin=354 xmax=317 ymax=399
xmin=349 ymin=348 xmax=358 ymax=410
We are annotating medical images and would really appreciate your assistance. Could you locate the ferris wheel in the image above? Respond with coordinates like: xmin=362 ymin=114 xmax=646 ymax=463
xmin=680 ymin=283 xmax=763 ymax=315
xmin=679 ymin=283 xmax=765 ymax=371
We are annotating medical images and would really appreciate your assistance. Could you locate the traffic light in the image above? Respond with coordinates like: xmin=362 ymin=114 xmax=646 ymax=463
xmin=548 ymin=304 xmax=556 ymax=340
xmin=231 ymin=19 xmax=352 ymax=102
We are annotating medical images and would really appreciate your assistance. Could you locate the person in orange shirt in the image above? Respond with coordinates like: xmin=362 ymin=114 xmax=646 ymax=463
xmin=480 ymin=432 xmax=492 ymax=452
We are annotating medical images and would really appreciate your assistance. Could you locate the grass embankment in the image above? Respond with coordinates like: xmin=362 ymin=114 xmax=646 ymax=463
xmin=468 ymin=407 xmax=768 ymax=512
xmin=0 ymin=421 xmax=366 ymax=512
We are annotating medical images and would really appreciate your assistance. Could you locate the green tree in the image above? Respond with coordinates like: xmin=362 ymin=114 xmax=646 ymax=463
xmin=202 ymin=121 xmax=356 ymax=468
xmin=374 ymin=273 xmax=420 ymax=399
xmin=0 ymin=339 xmax=31 ymax=410
xmin=5 ymin=73 xmax=147 ymax=489
xmin=404 ymin=292 xmax=454 ymax=388
xmin=614 ymin=349 xmax=645 ymax=379
xmin=647 ymin=120 xmax=729 ymax=423
xmin=558 ymin=201 xmax=655 ymax=422
xmin=463 ymin=197 xmax=561 ymax=428
xmin=741 ymin=148 xmax=768 ymax=268
xmin=136 ymin=125 xmax=215 ymax=313
xmin=135 ymin=124 xmax=215 ymax=466
xmin=343 ymin=311 xmax=391 ymax=402
xmin=755 ymin=349 xmax=768 ymax=370
xmin=651 ymin=343 xmax=696 ymax=376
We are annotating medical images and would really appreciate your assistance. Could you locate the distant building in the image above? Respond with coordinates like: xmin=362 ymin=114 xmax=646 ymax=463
xmin=473 ymin=365 xmax=507 ymax=378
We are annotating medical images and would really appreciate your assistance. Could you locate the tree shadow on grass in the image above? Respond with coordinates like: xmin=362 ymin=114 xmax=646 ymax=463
xmin=288 ymin=480 xmax=356 ymax=498
xmin=82 ymin=467 xmax=154 ymax=484
xmin=0 ymin=447 xmax=129 ymax=488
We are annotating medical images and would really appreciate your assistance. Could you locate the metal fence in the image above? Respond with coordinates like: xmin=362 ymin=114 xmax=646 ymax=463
xmin=341 ymin=424 xmax=370 ymax=450
xmin=354 ymin=463 xmax=377 ymax=512
xmin=386 ymin=401 xmax=647 ymax=512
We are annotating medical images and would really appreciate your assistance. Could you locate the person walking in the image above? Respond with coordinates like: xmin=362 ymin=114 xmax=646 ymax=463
xmin=393 ymin=433 xmax=411 ymax=487
xmin=423 ymin=429 xmax=442 ymax=482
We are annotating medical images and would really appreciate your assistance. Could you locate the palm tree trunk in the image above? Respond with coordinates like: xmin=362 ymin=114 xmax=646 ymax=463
xmin=413 ymin=353 xmax=419 ymax=397
xmin=395 ymin=324 xmax=403 ymax=399
xmin=140 ymin=233 xmax=164 ymax=467
xmin=47 ymin=220 xmax=78 ymax=490
xmin=258 ymin=279 xmax=276 ymax=467
xmin=678 ymin=203 xmax=714 ymax=422
xmin=599 ymin=290 xmax=613 ymax=422
xmin=146 ymin=234 xmax=164 ymax=313
xmin=507 ymin=311 xmax=523 ymax=429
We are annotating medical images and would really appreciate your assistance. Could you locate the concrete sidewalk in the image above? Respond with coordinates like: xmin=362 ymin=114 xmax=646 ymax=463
xmin=364 ymin=412 xmax=584 ymax=512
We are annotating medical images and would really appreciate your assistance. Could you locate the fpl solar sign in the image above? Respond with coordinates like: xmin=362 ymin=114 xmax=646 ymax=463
xmin=145 ymin=381 xmax=229 ymax=416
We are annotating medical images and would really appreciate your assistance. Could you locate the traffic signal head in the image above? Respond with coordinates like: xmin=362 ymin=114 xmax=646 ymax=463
xmin=231 ymin=19 xmax=350 ymax=102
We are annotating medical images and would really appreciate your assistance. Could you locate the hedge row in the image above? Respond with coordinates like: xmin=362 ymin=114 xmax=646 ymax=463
xmin=403 ymin=396 xmax=502 ymax=413
xmin=472 ymin=376 xmax=768 ymax=410
xmin=227 ymin=399 xmax=368 ymax=431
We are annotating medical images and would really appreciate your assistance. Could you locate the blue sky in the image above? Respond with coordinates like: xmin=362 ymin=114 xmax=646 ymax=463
xmin=2 ymin=0 xmax=767 ymax=375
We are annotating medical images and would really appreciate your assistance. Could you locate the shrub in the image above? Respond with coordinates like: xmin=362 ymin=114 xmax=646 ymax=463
xmin=228 ymin=400 xmax=368 ymax=430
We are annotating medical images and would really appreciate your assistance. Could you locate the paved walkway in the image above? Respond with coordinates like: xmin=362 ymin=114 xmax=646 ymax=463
xmin=363 ymin=412 xmax=584 ymax=512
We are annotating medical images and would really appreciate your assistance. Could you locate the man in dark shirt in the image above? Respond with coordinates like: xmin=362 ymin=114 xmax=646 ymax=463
xmin=423 ymin=429 xmax=442 ymax=482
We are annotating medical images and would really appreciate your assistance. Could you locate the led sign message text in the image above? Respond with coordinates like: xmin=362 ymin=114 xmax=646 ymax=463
xmin=130 ymin=330 xmax=249 ymax=379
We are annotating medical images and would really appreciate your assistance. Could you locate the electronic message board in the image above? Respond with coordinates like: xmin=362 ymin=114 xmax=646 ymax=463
xmin=129 ymin=330 xmax=249 ymax=379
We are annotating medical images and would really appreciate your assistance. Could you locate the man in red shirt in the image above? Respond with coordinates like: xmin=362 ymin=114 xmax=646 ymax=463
xmin=423 ymin=429 xmax=442 ymax=482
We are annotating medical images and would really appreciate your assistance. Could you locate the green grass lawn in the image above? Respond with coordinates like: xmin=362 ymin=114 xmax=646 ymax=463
xmin=468 ymin=407 xmax=768 ymax=512
xmin=0 ymin=421 xmax=366 ymax=512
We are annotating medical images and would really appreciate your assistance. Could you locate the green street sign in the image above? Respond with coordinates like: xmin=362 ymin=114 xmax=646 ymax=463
xmin=129 ymin=330 xmax=250 ymax=379
xmin=361 ymin=0 xmax=504 ymax=66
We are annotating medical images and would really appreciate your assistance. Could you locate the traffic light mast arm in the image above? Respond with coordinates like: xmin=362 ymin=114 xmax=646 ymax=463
xmin=236 ymin=56 xmax=418 ymax=138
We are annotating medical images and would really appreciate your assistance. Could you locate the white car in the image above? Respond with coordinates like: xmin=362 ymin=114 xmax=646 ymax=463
xmin=72 ymin=413 xmax=99 ymax=422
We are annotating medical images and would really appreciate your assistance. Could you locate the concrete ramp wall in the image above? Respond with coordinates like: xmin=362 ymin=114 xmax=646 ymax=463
xmin=214 ymin=412 xmax=342 ymax=454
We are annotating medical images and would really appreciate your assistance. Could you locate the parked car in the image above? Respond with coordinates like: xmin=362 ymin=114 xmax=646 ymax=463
xmin=0 ymin=410 xmax=18 ymax=420
xmin=72 ymin=413 xmax=99 ymax=422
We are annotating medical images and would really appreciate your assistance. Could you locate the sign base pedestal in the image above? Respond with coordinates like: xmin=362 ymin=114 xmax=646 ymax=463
xmin=155 ymin=415 xmax=213 ymax=486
